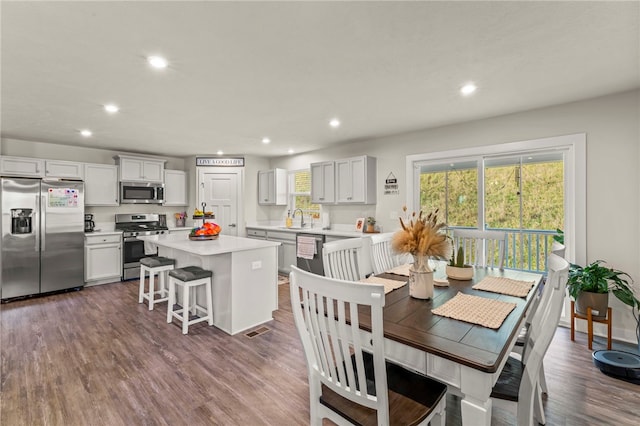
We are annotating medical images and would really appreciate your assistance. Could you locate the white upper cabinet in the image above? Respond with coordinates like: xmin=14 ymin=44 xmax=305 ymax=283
xmin=84 ymin=163 xmax=119 ymax=206
xmin=335 ymin=155 xmax=377 ymax=204
xmin=310 ymin=161 xmax=335 ymax=204
xmin=0 ymin=156 xmax=45 ymax=177
xmin=115 ymin=155 xmax=165 ymax=182
xmin=45 ymin=160 xmax=84 ymax=179
xmin=258 ymin=168 xmax=287 ymax=205
xmin=1 ymin=156 xmax=85 ymax=179
xmin=164 ymin=169 xmax=188 ymax=206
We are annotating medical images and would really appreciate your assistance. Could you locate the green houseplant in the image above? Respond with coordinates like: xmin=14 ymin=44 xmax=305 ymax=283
xmin=366 ymin=216 xmax=376 ymax=233
xmin=446 ymin=245 xmax=473 ymax=280
xmin=567 ymin=260 xmax=639 ymax=345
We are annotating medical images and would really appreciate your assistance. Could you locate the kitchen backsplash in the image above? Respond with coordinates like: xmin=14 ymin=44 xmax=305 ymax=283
xmin=86 ymin=204 xmax=191 ymax=227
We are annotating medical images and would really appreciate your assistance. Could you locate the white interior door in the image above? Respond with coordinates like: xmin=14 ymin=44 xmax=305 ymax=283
xmin=198 ymin=170 xmax=240 ymax=236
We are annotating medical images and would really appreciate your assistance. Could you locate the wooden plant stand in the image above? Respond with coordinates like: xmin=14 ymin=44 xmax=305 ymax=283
xmin=570 ymin=300 xmax=612 ymax=350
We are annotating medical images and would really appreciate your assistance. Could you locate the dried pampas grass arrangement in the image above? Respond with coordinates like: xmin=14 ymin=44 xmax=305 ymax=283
xmin=392 ymin=206 xmax=452 ymax=260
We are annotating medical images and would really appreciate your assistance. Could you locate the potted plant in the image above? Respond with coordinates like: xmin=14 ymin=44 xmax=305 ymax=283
xmin=553 ymin=229 xmax=564 ymax=244
xmin=446 ymin=245 xmax=474 ymax=280
xmin=366 ymin=217 xmax=376 ymax=233
xmin=567 ymin=260 xmax=639 ymax=326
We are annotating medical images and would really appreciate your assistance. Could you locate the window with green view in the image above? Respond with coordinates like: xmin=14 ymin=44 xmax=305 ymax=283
xmin=289 ymin=170 xmax=320 ymax=219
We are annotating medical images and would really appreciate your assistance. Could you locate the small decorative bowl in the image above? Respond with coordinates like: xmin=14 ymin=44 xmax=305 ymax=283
xmin=445 ymin=265 xmax=474 ymax=281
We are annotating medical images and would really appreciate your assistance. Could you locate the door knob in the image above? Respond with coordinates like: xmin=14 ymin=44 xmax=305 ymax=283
xmin=229 ymin=223 xmax=237 ymax=228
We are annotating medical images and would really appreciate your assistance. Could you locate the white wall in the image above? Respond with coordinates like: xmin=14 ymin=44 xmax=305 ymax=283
xmin=269 ymin=89 xmax=640 ymax=343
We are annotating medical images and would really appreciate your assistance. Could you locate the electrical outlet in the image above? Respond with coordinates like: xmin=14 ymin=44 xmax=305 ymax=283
xmin=251 ymin=260 xmax=262 ymax=270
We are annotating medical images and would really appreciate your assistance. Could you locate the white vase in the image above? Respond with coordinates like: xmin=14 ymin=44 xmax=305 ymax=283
xmin=410 ymin=255 xmax=434 ymax=299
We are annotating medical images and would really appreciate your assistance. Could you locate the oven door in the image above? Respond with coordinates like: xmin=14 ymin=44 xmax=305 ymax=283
xmin=122 ymin=237 xmax=157 ymax=280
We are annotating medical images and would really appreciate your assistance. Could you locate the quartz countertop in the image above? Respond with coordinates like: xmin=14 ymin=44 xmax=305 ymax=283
xmin=168 ymin=226 xmax=192 ymax=232
xmin=85 ymin=230 xmax=122 ymax=236
xmin=138 ymin=233 xmax=280 ymax=256
xmin=245 ymin=223 xmax=372 ymax=239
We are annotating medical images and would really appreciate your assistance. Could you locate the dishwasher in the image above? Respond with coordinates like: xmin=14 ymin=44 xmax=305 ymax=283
xmin=296 ymin=233 xmax=325 ymax=275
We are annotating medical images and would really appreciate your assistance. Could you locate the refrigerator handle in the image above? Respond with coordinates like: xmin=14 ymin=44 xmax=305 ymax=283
xmin=34 ymin=195 xmax=40 ymax=252
xmin=40 ymin=195 xmax=46 ymax=251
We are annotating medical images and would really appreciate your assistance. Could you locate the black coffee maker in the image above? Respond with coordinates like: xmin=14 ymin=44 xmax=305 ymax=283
xmin=84 ymin=214 xmax=95 ymax=232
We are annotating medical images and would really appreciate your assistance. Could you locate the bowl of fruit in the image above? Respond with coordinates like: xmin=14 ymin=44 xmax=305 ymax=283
xmin=189 ymin=222 xmax=221 ymax=240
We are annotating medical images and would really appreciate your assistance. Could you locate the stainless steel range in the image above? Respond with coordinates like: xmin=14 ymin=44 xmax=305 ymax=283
xmin=115 ymin=213 xmax=168 ymax=280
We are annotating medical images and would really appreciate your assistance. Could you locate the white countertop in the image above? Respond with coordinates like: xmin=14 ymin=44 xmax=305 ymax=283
xmin=168 ymin=226 xmax=192 ymax=232
xmin=85 ymin=230 xmax=122 ymax=236
xmin=245 ymin=223 xmax=373 ymax=239
xmin=138 ymin=233 xmax=280 ymax=256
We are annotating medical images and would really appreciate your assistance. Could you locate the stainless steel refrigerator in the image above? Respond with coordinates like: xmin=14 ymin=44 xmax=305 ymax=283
xmin=1 ymin=177 xmax=84 ymax=300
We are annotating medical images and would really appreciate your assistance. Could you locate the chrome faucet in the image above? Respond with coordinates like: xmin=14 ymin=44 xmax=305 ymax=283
xmin=293 ymin=208 xmax=305 ymax=228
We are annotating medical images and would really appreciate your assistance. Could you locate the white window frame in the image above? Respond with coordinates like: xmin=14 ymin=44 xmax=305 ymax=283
xmin=407 ymin=133 xmax=585 ymax=265
xmin=406 ymin=133 xmax=586 ymax=325
xmin=287 ymin=169 xmax=321 ymax=216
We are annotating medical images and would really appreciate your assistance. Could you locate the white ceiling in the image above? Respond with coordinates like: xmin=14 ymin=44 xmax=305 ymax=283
xmin=2 ymin=1 xmax=639 ymax=159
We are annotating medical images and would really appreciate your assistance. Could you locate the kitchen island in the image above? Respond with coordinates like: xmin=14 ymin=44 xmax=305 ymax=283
xmin=138 ymin=233 xmax=280 ymax=335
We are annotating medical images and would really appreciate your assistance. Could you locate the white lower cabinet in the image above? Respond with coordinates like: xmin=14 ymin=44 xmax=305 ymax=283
xmin=85 ymin=234 xmax=122 ymax=285
xmin=246 ymin=228 xmax=267 ymax=240
xmin=246 ymin=228 xmax=296 ymax=273
xmin=267 ymin=231 xmax=297 ymax=274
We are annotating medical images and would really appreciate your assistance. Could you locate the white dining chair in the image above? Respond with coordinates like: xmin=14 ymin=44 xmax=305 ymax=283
xmin=491 ymin=253 xmax=569 ymax=426
xmin=369 ymin=232 xmax=398 ymax=275
xmin=322 ymin=238 xmax=370 ymax=281
xmin=514 ymin=239 xmax=566 ymax=395
xmin=451 ymin=229 xmax=507 ymax=269
xmin=289 ymin=266 xmax=447 ymax=426
xmin=551 ymin=240 xmax=565 ymax=258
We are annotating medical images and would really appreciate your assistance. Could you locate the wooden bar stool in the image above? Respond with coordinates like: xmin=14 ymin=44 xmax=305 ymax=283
xmin=167 ymin=266 xmax=213 ymax=334
xmin=139 ymin=257 xmax=175 ymax=310
xmin=570 ymin=300 xmax=612 ymax=350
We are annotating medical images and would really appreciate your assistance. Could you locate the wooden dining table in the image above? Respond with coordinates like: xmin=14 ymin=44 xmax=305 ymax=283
xmin=356 ymin=265 xmax=543 ymax=426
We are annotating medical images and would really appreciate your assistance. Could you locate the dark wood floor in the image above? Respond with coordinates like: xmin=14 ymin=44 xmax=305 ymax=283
xmin=1 ymin=278 xmax=638 ymax=426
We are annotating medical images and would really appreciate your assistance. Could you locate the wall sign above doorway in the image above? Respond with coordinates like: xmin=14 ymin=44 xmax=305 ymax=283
xmin=196 ymin=157 xmax=245 ymax=167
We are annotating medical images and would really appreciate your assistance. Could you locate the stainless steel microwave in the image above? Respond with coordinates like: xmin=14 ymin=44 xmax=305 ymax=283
xmin=120 ymin=182 xmax=164 ymax=204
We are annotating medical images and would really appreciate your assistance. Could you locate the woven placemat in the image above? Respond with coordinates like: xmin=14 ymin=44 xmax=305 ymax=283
xmin=385 ymin=263 xmax=412 ymax=277
xmin=359 ymin=276 xmax=407 ymax=294
xmin=472 ymin=276 xmax=535 ymax=298
xmin=431 ymin=292 xmax=517 ymax=329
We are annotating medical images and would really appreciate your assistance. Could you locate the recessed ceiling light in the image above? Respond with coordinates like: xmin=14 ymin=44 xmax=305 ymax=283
xmin=329 ymin=118 xmax=341 ymax=128
xmin=262 ymin=137 xmax=271 ymax=144
xmin=80 ymin=129 xmax=92 ymax=137
xmin=460 ymin=83 xmax=477 ymax=96
xmin=217 ymin=150 xmax=224 ymax=155
xmin=104 ymin=104 xmax=119 ymax=113
xmin=148 ymin=56 xmax=168 ymax=69
xmin=288 ymin=149 xmax=294 ymax=154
